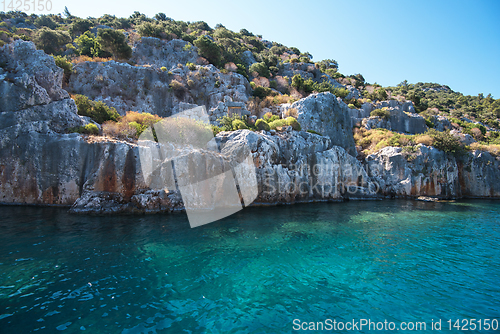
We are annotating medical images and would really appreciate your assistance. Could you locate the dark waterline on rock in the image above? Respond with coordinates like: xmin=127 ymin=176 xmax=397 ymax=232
xmin=0 ymin=200 xmax=499 ymax=333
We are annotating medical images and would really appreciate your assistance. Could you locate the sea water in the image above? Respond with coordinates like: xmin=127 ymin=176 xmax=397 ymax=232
xmin=0 ymin=200 xmax=499 ymax=333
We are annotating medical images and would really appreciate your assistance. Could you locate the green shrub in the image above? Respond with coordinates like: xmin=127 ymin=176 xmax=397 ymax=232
xmin=69 ymin=19 xmax=93 ymax=36
xmin=269 ymin=80 xmax=278 ymax=89
xmin=370 ymin=108 xmax=391 ymax=120
xmin=263 ymin=112 xmax=279 ymax=123
xmin=161 ymin=66 xmax=167 ymax=72
xmin=427 ymin=129 xmax=464 ymax=154
xmin=255 ymin=119 xmax=270 ymax=131
xmin=193 ymin=35 xmax=222 ymax=66
xmin=232 ymin=119 xmax=248 ymax=130
xmin=75 ymin=31 xmax=109 ymax=57
xmin=73 ymin=94 xmax=120 ymax=124
xmin=268 ymin=119 xmax=287 ymax=130
xmin=376 ymin=87 xmax=388 ymax=101
xmin=291 ymin=74 xmax=304 ymax=90
xmin=285 ymin=117 xmax=301 ymax=131
xmin=306 ymin=129 xmax=322 ymax=135
xmin=34 ymin=28 xmax=71 ymax=54
xmin=425 ymin=117 xmax=435 ymax=128
xmin=249 ymin=62 xmax=270 ymax=78
xmin=348 ymin=103 xmax=355 ymax=109
xmin=34 ymin=15 xmax=57 ymax=29
xmin=253 ymin=86 xmax=274 ymax=99
xmin=186 ymin=62 xmax=196 ymax=70
xmin=97 ymin=28 xmax=132 ymax=59
xmin=71 ymin=123 xmax=99 ymax=135
xmin=53 ymin=55 xmax=73 ymax=83
xmin=128 ymin=121 xmax=147 ymax=137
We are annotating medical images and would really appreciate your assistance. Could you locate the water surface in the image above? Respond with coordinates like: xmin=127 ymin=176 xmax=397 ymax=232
xmin=0 ymin=200 xmax=499 ymax=333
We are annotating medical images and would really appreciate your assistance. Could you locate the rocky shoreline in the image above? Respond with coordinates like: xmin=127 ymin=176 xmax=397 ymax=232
xmin=1 ymin=40 xmax=499 ymax=215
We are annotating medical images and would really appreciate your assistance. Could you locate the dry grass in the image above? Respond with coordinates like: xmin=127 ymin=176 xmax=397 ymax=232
xmin=102 ymin=121 xmax=135 ymax=139
xmin=71 ymin=55 xmax=113 ymax=64
xmin=121 ymin=111 xmax=161 ymax=125
xmin=247 ymin=95 xmax=297 ymax=114
xmin=102 ymin=111 xmax=162 ymax=139
xmin=415 ymin=134 xmax=434 ymax=146
xmin=470 ymin=143 xmax=500 ymax=156
xmin=283 ymin=108 xmax=298 ymax=118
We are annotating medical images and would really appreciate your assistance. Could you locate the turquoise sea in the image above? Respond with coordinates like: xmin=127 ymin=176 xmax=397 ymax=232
xmin=0 ymin=200 xmax=499 ymax=333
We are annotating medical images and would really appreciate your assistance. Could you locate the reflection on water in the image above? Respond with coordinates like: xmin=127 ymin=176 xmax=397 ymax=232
xmin=0 ymin=200 xmax=499 ymax=333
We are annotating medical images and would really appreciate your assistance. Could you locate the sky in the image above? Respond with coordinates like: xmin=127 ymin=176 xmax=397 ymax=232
xmin=24 ymin=0 xmax=500 ymax=98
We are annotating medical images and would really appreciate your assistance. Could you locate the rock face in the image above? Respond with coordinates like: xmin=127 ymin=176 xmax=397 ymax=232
xmin=279 ymin=63 xmax=344 ymax=88
xmin=69 ymin=60 xmax=251 ymax=117
xmin=365 ymin=145 xmax=500 ymax=198
xmin=354 ymin=100 xmax=427 ymax=134
xmin=131 ymin=38 xmax=199 ymax=70
xmin=1 ymin=40 xmax=499 ymax=214
xmin=285 ymin=92 xmax=357 ymax=156
xmin=0 ymin=41 xmax=91 ymax=205
xmin=0 ymin=41 xmax=69 ymax=111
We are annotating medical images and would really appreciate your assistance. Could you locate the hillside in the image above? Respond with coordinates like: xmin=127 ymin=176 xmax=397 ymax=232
xmin=1 ymin=10 xmax=500 ymax=211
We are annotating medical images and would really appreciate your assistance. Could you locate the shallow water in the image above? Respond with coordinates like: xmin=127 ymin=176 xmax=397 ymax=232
xmin=0 ymin=200 xmax=499 ymax=333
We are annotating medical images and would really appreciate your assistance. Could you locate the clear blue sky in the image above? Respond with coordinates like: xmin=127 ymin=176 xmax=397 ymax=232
xmin=38 ymin=0 xmax=500 ymax=98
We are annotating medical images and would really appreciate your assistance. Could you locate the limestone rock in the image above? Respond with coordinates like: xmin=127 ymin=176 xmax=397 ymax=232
xmin=0 ymin=40 xmax=69 ymax=111
xmin=451 ymin=129 xmax=476 ymax=145
xmin=287 ymin=92 xmax=356 ymax=156
xmin=361 ymin=105 xmax=427 ymax=134
xmin=240 ymin=50 xmax=257 ymax=67
xmin=69 ymin=60 xmax=251 ymax=117
xmin=131 ymin=37 xmax=199 ymax=70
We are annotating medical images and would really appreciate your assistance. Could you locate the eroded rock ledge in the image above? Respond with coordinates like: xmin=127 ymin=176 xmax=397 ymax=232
xmin=1 ymin=40 xmax=499 ymax=214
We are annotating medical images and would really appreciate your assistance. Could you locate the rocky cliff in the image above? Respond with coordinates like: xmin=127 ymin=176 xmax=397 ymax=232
xmin=1 ymin=40 xmax=499 ymax=214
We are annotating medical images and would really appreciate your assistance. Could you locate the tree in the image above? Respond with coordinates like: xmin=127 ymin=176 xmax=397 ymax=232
xmin=34 ymin=15 xmax=57 ymax=29
xmin=376 ymin=87 xmax=388 ymax=101
xmin=69 ymin=18 xmax=93 ymax=36
xmin=239 ymin=28 xmax=253 ymax=36
xmin=34 ymin=28 xmax=71 ymax=54
xmin=75 ymin=31 xmax=109 ymax=57
xmin=193 ymin=35 xmax=221 ymax=66
xmin=63 ymin=6 xmax=72 ymax=19
xmin=136 ymin=22 xmax=163 ymax=38
xmin=249 ymin=62 xmax=270 ymax=78
xmin=291 ymin=74 xmax=304 ymax=90
xmin=154 ymin=13 xmax=170 ymax=21
xmin=97 ymin=28 xmax=132 ymax=59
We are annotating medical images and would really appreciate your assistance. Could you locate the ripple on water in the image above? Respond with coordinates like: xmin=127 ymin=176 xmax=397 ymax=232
xmin=0 ymin=201 xmax=499 ymax=333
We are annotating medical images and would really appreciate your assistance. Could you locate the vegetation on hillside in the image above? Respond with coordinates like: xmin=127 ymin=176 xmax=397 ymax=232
xmin=1 ymin=9 xmax=499 ymax=156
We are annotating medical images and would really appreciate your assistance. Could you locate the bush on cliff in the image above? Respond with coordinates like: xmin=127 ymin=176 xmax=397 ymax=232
xmin=53 ymin=55 xmax=73 ymax=83
xmin=97 ymin=28 xmax=132 ymax=59
xmin=70 ymin=123 xmax=99 ymax=135
xmin=255 ymin=119 xmax=270 ymax=131
xmin=426 ymin=129 xmax=464 ymax=154
xmin=232 ymin=119 xmax=248 ymax=130
xmin=72 ymin=94 xmax=120 ymax=124
xmin=75 ymin=31 xmax=109 ymax=58
xmin=34 ymin=28 xmax=71 ymax=55
xmin=69 ymin=18 xmax=93 ymax=37
xmin=102 ymin=111 xmax=162 ymax=139
xmin=249 ymin=62 xmax=270 ymax=78
xmin=194 ymin=35 xmax=222 ymax=67
xmin=370 ymin=108 xmax=391 ymax=120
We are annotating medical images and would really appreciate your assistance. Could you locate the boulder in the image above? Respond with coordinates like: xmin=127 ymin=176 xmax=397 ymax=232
xmin=0 ymin=40 xmax=69 ymax=111
xmin=287 ymin=92 xmax=357 ymax=156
